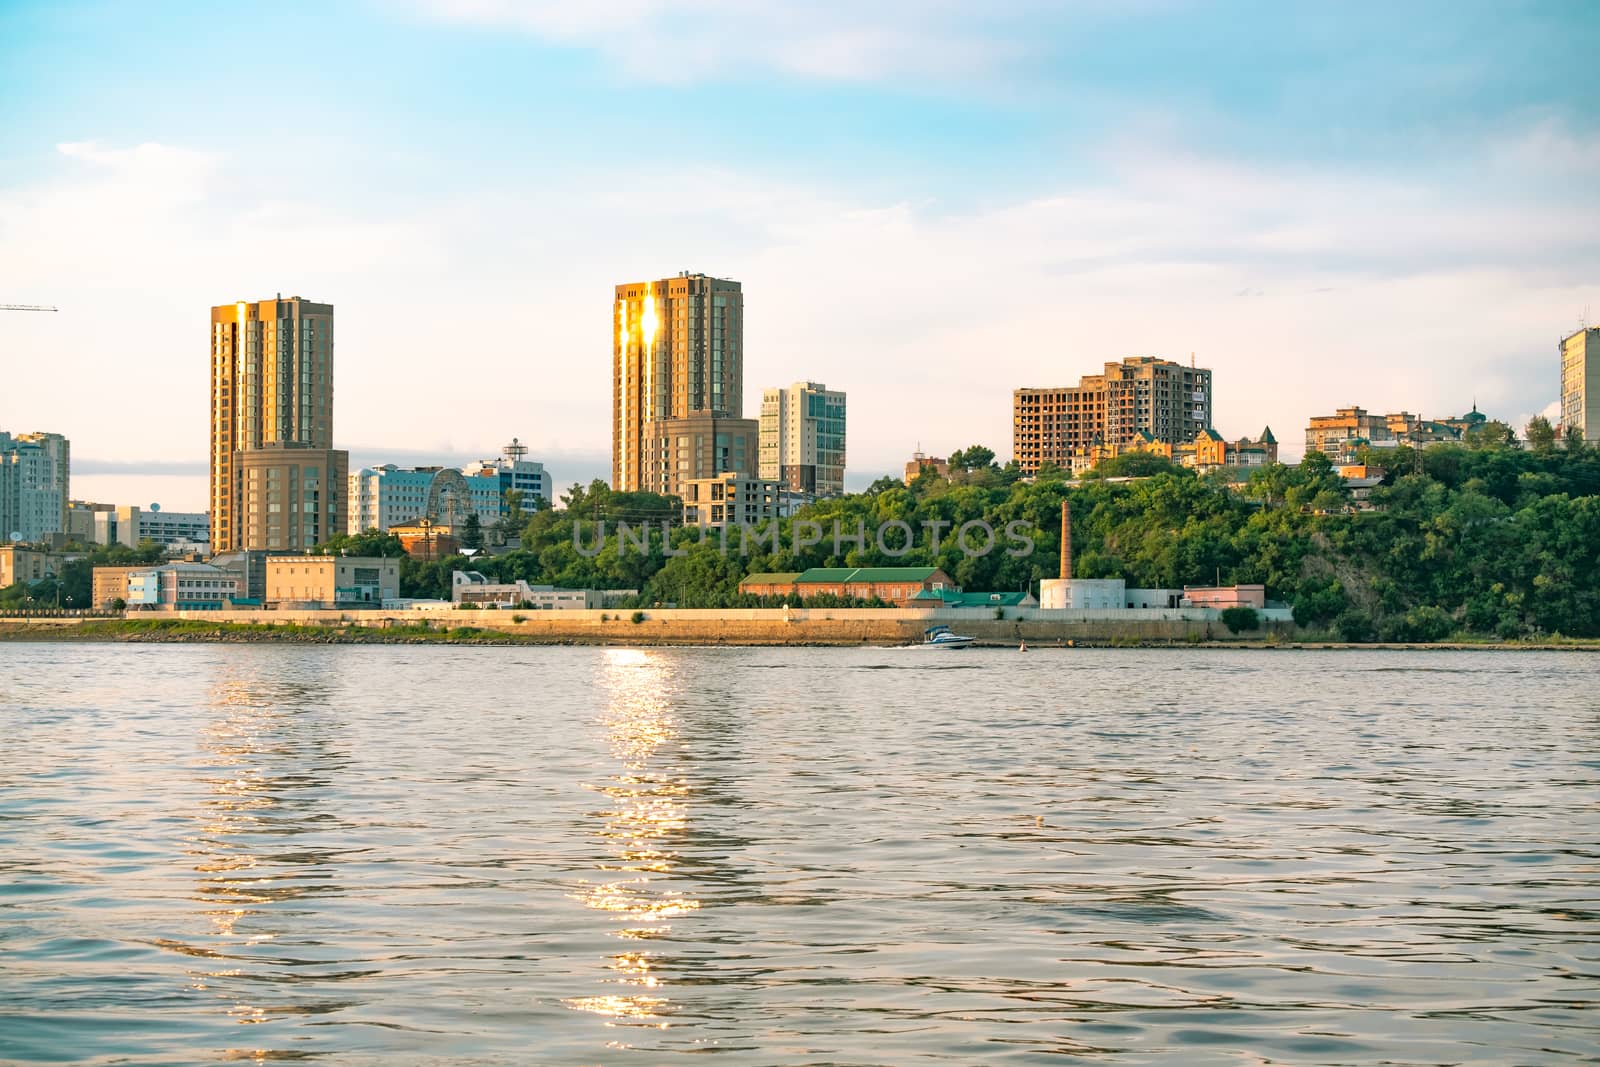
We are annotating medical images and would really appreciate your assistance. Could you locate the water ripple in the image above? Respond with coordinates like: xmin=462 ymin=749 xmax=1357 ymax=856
xmin=0 ymin=644 xmax=1595 ymax=1064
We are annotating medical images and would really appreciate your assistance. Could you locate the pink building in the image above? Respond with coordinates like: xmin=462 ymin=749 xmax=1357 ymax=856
xmin=1182 ymin=584 xmax=1265 ymax=609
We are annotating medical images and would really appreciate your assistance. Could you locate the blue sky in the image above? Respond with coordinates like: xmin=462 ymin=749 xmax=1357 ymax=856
xmin=2 ymin=0 xmax=1597 ymax=508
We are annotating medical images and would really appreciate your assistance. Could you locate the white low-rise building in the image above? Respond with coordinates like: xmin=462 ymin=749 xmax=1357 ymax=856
xmin=451 ymin=571 xmax=604 ymax=609
xmin=126 ymin=562 xmax=237 ymax=610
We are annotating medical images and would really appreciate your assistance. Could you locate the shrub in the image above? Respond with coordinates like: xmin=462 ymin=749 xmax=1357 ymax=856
xmin=109 ymin=597 xmax=126 ymax=611
xmin=600 ymin=613 xmax=609 ymax=622
xmin=631 ymin=610 xmax=646 ymax=624
xmin=456 ymin=602 xmax=478 ymax=610
xmin=1220 ymin=606 xmax=1260 ymax=634
xmin=511 ymin=614 xmax=526 ymax=623
xmin=1335 ymin=609 xmax=1376 ymax=643
xmin=1379 ymin=605 xmax=1454 ymax=643
xmin=994 ymin=606 xmax=1006 ymax=620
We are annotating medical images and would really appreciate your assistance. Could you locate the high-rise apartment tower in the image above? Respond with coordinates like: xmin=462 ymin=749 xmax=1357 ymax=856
xmin=1561 ymin=327 xmax=1600 ymax=443
xmin=209 ymin=296 xmax=347 ymax=553
xmin=758 ymin=381 xmax=847 ymax=495
xmin=612 ymin=273 xmax=755 ymax=496
xmin=0 ymin=431 xmax=69 ymax=543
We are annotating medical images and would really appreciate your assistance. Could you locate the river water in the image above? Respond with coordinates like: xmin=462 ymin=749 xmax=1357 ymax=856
xmin=0 ymin=644 xmax=1595 ymax=1065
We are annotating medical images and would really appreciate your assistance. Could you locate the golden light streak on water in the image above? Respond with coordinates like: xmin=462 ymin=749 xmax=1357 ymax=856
xmin=564 ymin=649 xmax=695 ymax=1026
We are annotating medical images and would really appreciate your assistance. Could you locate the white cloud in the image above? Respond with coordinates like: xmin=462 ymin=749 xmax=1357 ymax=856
xmin=3 ymin=123 xmax=1597 ymax=506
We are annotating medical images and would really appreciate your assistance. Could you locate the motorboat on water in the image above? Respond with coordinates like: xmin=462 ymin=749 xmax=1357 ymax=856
xmin=922 ymin=625 xmax=975 ymax=649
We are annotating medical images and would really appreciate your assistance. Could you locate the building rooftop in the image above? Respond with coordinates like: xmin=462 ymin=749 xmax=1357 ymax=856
xmin=796 ymin=566 xmax=942 ymax=584
xmin=739 ymin=572 xmax=802 ymax=585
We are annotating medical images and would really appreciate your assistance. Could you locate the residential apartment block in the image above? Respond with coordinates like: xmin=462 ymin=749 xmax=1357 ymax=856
xmin=0 ymin=431 xmax=69 ymax=543
xmin=1013 ymin=357 xmax=1212 ymax=474
xmin=1561 ymin=326 xmax=1600 ymax=443
xmin=209 ymin=296 xmax=347 ymax=553
xmin=758 ymin=381 xmax=846 ymax=495
xmin=348 ymin=465 xmax=499 ymax=534
xmin=681 ymin=472 xmax=780 ymax=530
xmin=613 ymin=272 xmax=755 ymax=496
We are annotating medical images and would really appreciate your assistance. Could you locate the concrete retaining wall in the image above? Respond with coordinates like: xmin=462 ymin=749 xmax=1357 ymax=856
xmin=142 ymin=605 xmax=1293 ymax=646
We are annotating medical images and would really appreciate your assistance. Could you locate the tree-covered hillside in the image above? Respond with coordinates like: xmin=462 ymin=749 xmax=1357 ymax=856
xmin=320 ymin=436 xmax=1600 ymax=641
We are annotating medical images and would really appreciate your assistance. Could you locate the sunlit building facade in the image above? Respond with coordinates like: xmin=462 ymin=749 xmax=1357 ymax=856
xmin=1561 ymin=327 xmax=1600 ymax=443
xmin=209 ymin=296 xmax=347 ymax=552
xmin=613 ymin=273 xmax=753 ymax=496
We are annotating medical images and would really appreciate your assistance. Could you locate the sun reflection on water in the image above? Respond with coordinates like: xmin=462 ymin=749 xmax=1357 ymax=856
xmin=565 ymin=649 xmax=695 ymax=1026
xmin=175 ymin=665 xmax=347 ymax=1050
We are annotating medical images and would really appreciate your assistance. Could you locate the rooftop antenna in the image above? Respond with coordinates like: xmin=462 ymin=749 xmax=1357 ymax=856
xmin=1190 ymin=352 xmax=1195 ymax=368
xmin=503 ymin=437 xmax=528 ymax=463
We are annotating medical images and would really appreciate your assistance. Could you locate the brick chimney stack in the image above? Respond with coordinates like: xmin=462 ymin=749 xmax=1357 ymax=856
xmin=1059 ymin=498 xmax=1072 ymax=581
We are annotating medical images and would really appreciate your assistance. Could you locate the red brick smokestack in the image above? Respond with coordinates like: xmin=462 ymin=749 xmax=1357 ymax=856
xmin=1059 ymin=498 xmax=1072 ymax=581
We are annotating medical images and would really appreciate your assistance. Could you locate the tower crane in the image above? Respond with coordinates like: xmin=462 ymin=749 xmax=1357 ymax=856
xmin=1 ymin=305 xmax=58 ymax=312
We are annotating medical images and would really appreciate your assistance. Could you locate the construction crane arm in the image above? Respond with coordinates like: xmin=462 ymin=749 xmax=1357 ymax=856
xmin=0 ymin=304 xmax=59 ymax=312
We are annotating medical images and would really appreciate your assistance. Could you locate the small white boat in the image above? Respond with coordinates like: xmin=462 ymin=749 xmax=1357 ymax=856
xmin=922 ymin=625 xmax=975 ymax=649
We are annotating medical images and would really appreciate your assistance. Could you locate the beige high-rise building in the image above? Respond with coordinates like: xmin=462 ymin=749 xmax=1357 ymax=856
xmin=1561 ymin=327 xmax=1600 ymax=443
xmin=759 ymin=381 xmax=847 ymax=496
xmin=1013 ymin=357 xmax=1213 ymax=474
xmin=612 ymin=272 xmax=755 ymax=496
xmin=209 ymin=296 xmax=347 ymax=553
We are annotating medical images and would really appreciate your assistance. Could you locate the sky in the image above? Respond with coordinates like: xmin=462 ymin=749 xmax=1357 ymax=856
xmin=2 ymin=0 xmax=1598 ymax=511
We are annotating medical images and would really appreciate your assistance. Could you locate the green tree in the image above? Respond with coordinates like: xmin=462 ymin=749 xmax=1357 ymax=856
xmin=948 ymin=444 xmax=996 ymax=472
xmin=1466 ymin=420 xmax=1518 ymax=450
xmin=461 ymin=512 xmax=484 ymax=550
xmin=1091 ymin=451 xmax=1182 ymax=479
xmin=502 ymin=488 xmax=527 ymax=531
xmin=318 ymin=530 xmax=406 ymax=557
xmin=1525 ymin=415 xmax=1556 ymax=453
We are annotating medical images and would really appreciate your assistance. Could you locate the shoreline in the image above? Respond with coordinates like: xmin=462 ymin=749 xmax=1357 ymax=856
xmin=1 ymin=619 xmax=1594 ymax=651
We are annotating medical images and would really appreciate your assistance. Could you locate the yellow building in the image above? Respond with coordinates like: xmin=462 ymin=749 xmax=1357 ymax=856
xmin=1305 ymin=406 xmax=1465 ymax=457
xmin=0 ymin=546 xmax=66 ymax=590
xmin=91 ymin=565 xmax=147 ymax=609
xmin=264 ymin=555 xmax=401 ymax=608
xmin=1561 ymin=327 xmax=1600 ymax=443
xmin=1102 ymin=426 xmax=1278 ymax=472
xmin=209 ymin=296 xmax=348 ymax=553
xmin=612 ymin=273 xmax=754 ymax=495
